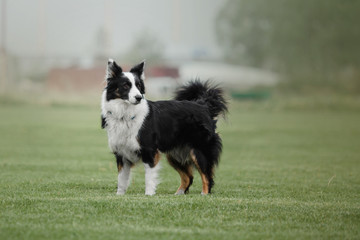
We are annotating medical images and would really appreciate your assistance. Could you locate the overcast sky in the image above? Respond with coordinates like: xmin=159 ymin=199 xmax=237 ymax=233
xmin=1 ymin=0 xmax=225 ymax=60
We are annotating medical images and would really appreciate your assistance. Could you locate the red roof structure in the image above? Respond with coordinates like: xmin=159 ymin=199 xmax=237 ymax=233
xmin=47 ymin=67 xmax=106 ymax=92
xmin=46 ymin=65 xmax=179 ymax=92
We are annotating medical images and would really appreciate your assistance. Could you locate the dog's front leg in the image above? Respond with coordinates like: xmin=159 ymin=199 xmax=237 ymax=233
xmin=144 ymin=162 xmax=161 ymax=195
xmin=116 ymin=159 xmax=131 ymax=195
xmin=142 ymin=150 xmax=161 ymax=195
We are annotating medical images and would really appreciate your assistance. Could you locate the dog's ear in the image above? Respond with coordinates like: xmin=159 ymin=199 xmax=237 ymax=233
xmin=130 ymin=60 xmax=146 ymax=94
xmin=130 ymin=60 xmax=145 ymax=81
xmin=106 ymin=59 xmax=122 ymax=80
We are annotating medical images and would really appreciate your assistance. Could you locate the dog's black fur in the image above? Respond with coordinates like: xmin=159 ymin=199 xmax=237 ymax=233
xmin=140 ymin=84 xmax=227 ymax=193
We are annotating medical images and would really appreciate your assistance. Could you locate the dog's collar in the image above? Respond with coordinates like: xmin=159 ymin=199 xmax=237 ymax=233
xmin=107 ymin=111 xmax=136 ymax=121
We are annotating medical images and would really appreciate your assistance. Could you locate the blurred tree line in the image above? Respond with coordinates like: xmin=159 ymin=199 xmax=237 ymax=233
xmin=216 ymin=0 xmax=360 ymax=94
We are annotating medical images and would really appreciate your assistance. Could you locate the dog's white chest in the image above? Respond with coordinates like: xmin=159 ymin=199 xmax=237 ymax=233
xmin=106 ymin=116 xmax=141 ymax=161
xmin=102 ymin=95 xmax=149 ymax=162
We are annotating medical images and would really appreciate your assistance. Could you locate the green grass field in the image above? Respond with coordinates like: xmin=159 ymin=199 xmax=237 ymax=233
xmin=0 ymin=100 xmax=359 ymax=239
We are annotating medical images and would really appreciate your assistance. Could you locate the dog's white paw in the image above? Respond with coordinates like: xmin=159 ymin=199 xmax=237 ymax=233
xmin=145 ymin=191 xmax=156 ymax=196
xmin=116 ymin=190 xmax=126 ymax=195
xmin=175 ymin=189 xmax=185 ymax=195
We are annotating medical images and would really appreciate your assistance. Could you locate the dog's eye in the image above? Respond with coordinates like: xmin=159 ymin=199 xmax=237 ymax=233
xmin=122 ymin=83 xmax=130 ymax=89
xmin=136 ymin=83 xmax=141 ymax=88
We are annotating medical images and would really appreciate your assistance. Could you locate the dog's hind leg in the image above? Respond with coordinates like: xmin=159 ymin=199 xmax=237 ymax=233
xmin=190 ymin=149 xmax=215 ymax=195
xmin=167 ymin=154 xmax=194 ymax=195
xmin=116 ymin=155 xmax=132 ymax=195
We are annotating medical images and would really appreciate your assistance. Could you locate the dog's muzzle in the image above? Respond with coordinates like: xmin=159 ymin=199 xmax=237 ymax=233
xmin=134 ymin=95 xmax=142 ymax=104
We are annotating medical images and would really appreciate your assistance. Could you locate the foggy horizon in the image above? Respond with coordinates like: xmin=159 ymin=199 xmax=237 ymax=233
xmin=1 ymin=0 xmax=225 ymax=60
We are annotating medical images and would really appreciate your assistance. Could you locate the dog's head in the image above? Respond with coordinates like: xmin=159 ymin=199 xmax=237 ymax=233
xmin=105 ymin=59 xmax=146 ymax=105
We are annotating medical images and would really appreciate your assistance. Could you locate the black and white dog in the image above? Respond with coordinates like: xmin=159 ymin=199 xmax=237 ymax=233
xmin=101 ymin=60 xmax=227 ymax=195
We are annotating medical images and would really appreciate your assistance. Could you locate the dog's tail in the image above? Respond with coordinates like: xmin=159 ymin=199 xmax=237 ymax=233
xmin=174 ymin=80 xmax=228 ymax=120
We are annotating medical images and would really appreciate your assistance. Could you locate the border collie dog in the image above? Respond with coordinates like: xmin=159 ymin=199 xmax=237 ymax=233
xmin=101 ymin=59 xmax=227 ymax=195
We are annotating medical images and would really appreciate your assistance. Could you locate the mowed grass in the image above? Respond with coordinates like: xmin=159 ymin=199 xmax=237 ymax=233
xmin=0 ymin=100 xmax=359 ymax=239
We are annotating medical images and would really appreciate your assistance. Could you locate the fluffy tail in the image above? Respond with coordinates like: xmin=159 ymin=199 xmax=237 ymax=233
xmin=174 ymin=80 xmax=228 ymax=120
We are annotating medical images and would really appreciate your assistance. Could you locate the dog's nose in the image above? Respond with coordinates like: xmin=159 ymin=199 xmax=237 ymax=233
xmin=135 ymin=95 xmax=142 ymax=103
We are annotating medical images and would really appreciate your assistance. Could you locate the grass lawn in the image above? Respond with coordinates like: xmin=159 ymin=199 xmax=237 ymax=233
xmin=0 ymin=100 xmax=359 ymax=239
